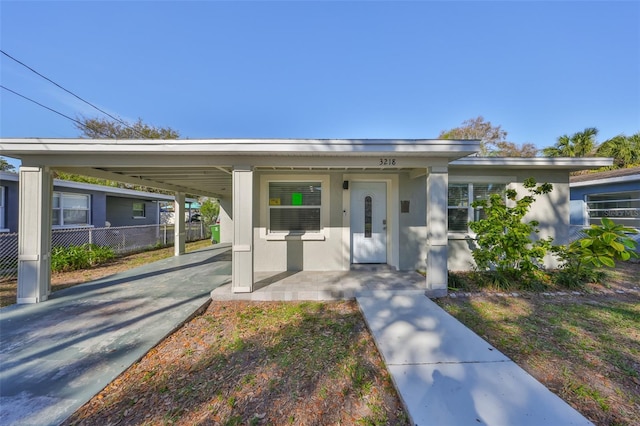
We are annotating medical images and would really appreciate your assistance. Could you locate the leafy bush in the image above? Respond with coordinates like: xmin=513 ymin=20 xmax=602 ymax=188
xmin=51 ymin=244 xmax=116 ymax=272
xmin=552 ymin=217 xmax=638 ymax=286
xmin=469 ymin=177 xmax=554 ymax=279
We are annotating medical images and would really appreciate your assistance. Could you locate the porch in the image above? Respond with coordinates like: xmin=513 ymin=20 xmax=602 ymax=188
xmin=210 ymin=263 xmax=427 ymax=301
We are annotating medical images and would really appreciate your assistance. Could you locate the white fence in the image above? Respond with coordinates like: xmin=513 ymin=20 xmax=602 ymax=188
xmin=0 ymin=223 xmax=210 ymax=281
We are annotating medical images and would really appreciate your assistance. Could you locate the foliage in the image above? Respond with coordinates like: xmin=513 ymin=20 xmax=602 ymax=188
xmin=469 ymin=178 xmax=554 ymax=279
xmin=542 ymin=127 xmax=598 ymax=158
xmin=199 ymin=198 xmax=220 ymax=224
xmin=51 ymin=244 xmax=116 ymax=272
xmin=596 ymin=132 xmax=640 ymax=169
xmin=59 ymin=116 xmax=180 ymax=192
xmin=439 ymin=116 xmax=537 ymax=157
xmin=0 ymin=157 xmax=15 ymax=171
xmin=76 ymin=116 xmax=180 ymax=139
xmin=552 ymin=217 xmax=638 ymax=286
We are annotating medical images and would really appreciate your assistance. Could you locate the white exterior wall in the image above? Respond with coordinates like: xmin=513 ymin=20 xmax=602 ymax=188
xmin=447 ymin=169 xmax=569 ymax=271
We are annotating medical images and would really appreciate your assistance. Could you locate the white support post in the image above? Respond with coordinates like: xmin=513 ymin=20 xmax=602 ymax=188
xmin=426 ymin=166 xmax=449 ymax=297
xmin=17 ymin=166 xmax=52 ymax=303
xmin=174 ymin=192 xmax=186 ymax=256
xmin=232 ymin=166 xmax=253 ymax=293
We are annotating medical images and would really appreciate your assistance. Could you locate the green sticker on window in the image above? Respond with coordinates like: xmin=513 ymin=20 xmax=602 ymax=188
xmin=291 ymin=192 xmax=303 ymax=205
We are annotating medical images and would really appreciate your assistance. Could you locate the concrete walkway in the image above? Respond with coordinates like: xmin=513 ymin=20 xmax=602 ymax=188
xmin=1 ymin=244 xmax=593 ymax=426
xmin=357 ymin=291 xmax=593 ymax=426
xmin=0 ymin=245 xmax=231 ymax=426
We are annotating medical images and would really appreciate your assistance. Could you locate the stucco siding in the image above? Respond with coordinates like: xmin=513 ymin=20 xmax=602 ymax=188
xmin=398 ymin=173 xmax=427 ymax=271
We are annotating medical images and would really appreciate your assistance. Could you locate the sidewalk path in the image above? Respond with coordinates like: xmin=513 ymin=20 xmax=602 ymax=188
xmin=357 ymin=291 xmax=593 ymax=426
xmin=0 ymin=245 xmax=231 ymax=426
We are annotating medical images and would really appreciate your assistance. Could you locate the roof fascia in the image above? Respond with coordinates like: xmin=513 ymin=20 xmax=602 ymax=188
xmin=450 ymin=157 xmax=613 ymax=170
xmin=570 ymin=174 xmax=640 ymax=187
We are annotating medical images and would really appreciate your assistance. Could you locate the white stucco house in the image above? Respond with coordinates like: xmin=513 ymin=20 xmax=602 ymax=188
xmin=0 ymin=138 xmax=611 ymax=304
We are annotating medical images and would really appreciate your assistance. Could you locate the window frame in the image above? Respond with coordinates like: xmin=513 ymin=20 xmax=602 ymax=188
xmin=260 ymin=174 xmax=330 ymax=241
xmin=586 ymin=190 xmax=640 ymax=228
xmin=52 ymin=191 xmax=91 ymax=228
xmin=132 ymin=201 xmax=146 ymax=219
xmin=447 ymin=181 xmax=508 ymax=235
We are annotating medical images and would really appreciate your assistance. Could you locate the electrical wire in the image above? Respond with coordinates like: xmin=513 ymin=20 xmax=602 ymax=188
xmin=0 ymin=49 xmax=147 ymax=138
xmin=1 ymin=84 xmax=113 ymax=138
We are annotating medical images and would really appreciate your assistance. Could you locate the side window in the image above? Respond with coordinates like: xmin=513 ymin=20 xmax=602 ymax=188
xmin=52 ymin=192 xmax=91 ymax=226
xmin=268 ymin=182 xmax=322 ymax=232
xmin=448 ymin=183 xmax=505 ymax=232
xmin=133 ymin=202 xmax=146 ymax=218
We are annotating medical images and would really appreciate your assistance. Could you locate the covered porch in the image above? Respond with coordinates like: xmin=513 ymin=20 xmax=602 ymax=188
xmin=0 ymin=138 xmax=482 ymax=304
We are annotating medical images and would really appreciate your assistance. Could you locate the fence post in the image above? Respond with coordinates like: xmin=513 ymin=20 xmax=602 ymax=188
xmin=89 ymin=228 xmax=93 ymax=245
xmin=163 ymin=224 xmax=167 ymax=245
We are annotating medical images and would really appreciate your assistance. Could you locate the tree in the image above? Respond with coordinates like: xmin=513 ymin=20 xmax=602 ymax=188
xmin=76 ymin=117 xmax=180 ymax=139
xmin=469 ymin=178 xmax=554 ymax=281
xmin=57 ymin=117 xmax=180 ymax=191
xmin=492 ymin=141 xmax=538 ymax=157
xmin=439 ymin=116 xmax=507 ymax=156
xmin=596 ymin=132 xmax=640 ymax=169
xmin=0 ymin=157 xmax=15 ymax=171
xmin=199 ymin=198 xmax=220 ymax=225
xmin=439 ymin=116 xmax=536 ymax=157
xmin=542 ymin=127 xmax=598 ymax=158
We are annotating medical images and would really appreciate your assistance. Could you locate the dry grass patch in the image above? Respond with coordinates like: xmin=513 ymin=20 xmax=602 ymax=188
xmin=64 ymin=301 xmax=409 ymax=426
xmin=437 ymin=262 xmax=640 ymax=426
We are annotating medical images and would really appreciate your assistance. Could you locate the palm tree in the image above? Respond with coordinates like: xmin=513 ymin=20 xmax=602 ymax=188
xmin=597 ymin=132 xmax=640 ymax=168
xmin=542 ymin=127 xmax=598 ymax=157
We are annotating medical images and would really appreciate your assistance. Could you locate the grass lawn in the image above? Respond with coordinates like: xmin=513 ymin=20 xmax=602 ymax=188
xmin=3 ymin=241 xmax=638 ymax=425
xmin=436 ymin=262 xmax=640 ymax=426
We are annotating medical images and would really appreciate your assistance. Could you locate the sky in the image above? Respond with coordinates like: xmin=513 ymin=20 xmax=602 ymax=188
xmin=1 ymin=0 xmax=639 ymax=168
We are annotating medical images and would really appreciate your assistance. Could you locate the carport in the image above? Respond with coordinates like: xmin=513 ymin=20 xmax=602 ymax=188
xmin=1 ymin=138 xmax=482 ymax=303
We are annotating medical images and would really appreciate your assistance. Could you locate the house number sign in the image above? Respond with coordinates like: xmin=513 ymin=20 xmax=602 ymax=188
xmin=379 ymin=158 xmax=397 ymax=166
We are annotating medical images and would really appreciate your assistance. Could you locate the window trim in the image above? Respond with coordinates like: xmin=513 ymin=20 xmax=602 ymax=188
xmin=260 ymin=174 xmax=330 ymax=241
xmin=52 ymin=191 xmax=91 ymax=228
xmin=447 ymin=181 xmax=509 ymax=236
xmin=132 ymin=201 xmax=146 ymax=219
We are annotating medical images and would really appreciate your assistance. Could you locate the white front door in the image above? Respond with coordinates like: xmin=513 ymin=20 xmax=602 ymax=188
xmin=351 ymin=182 xmax=387 ymax=264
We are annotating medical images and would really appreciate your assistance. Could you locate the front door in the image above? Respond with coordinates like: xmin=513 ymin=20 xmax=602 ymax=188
xmin=351 ymin=182 xmax=387 ymax=263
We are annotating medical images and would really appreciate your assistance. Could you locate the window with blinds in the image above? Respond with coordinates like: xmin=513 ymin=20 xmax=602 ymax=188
xmin=448 ymin=183 xmax=505 ymax=232
xmin=587 ymin=191 xmax=640 ymax=228
xmin=268 ymin=182 xmax=322 ymax=232
xmin=52 ymin=192 xmax=91 ymax=227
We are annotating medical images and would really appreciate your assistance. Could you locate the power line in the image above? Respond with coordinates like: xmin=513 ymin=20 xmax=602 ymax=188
xmin=0 ymin=49 xmax=147 ymax=138
xmin=0 ymin=85 xmax=113 ymax=138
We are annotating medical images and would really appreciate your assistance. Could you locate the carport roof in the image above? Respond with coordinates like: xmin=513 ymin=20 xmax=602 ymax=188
xmin=0 ymin=138 xmax=612 ymax=198
xmin=0 ymin=138 xmax=481 ymax=198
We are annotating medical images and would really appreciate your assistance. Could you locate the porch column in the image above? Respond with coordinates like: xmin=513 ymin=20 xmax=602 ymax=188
xmin=17 ymin=166 xmax=52 ymax=303
xmin=426 ymin=166 xmax=449 ymax=297
xmin=174 ymin=192 xmax=186 ymax=256
xmin=232 ymin=166 xmax=253 ymax=293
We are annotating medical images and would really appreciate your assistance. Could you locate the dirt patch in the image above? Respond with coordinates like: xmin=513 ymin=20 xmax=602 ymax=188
xmin=64 ymin=301 xmax=410 ymax=426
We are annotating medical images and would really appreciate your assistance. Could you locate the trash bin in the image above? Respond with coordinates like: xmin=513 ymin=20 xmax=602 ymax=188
xmin=210 ymin=223 xmax=220 ymax=244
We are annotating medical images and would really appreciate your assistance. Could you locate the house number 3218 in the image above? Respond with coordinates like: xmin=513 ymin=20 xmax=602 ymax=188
xmin=379 ymin=158 xmax=396 ymax=166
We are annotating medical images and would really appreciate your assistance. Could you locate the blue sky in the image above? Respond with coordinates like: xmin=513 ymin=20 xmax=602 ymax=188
xmin=1 ymin=0 xmax=639 ymax=167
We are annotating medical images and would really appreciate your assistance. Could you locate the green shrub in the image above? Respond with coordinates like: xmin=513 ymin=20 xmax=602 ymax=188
xmin=51 ymin=244 xmax=116 ymax=272
xmin=469 ymin=177 xmax=554 ymax=279
xmin=552 ymin=217 xmax=638 ymax=286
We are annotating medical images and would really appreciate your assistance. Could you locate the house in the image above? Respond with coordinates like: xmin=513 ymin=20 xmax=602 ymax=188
xmin=569 ymin=166 xmax=640 ymax=229
xmin=0 ymin=171 xmax=196 ymax=233
xmin=0 ymin=138 xmax=611 ymax=303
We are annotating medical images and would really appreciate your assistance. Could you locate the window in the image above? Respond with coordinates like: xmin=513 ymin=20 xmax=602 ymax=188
xmin=268 ymin=181 xmax=321 ymax=232
xmin=587 ymin=191 xmax=640 ymax=228
xmin=132 ymin=202 xmax=146 ymax=218
xmin=448 ymin=183 xmax=506 ymax=232
xmin=52 ymin=192 xmax=91 ymax=227
xmin=0 ymin=186 xmax=5 ymax=230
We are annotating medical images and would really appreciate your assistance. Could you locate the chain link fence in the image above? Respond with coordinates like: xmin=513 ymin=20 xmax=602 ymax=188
xmin=0 ymin=223 xmax=210 ymax=281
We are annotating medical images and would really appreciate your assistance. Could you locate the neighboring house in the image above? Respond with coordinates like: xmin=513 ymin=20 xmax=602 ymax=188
xmin=0 ymin=171 xmax=193 ymax=233
xmin=569 ymin=166 xmax=640 ymax=230
xmin=0 ymin=138 xmax=612 ymax=303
